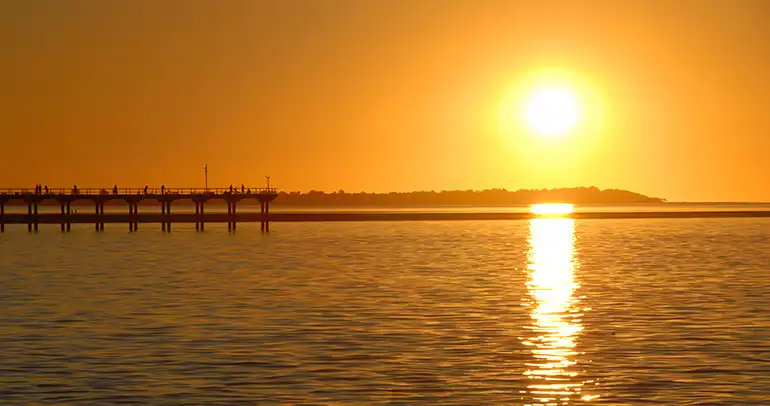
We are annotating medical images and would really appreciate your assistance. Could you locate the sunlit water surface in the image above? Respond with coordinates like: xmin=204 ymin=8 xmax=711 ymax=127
xmin=1 ymin=219 xmax=770 ymax=405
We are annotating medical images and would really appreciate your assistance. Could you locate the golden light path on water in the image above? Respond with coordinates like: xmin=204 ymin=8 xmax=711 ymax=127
xmin=521 ymin=204 xmax=599 ymax=404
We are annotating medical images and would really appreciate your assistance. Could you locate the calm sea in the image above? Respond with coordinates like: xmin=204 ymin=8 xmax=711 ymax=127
xmin=1 ymin=217 xmax=770 ymax=404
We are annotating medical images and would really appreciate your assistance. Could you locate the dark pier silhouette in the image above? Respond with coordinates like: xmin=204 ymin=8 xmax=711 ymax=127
xmin=0 ymin=187 xmax=278 ymax=233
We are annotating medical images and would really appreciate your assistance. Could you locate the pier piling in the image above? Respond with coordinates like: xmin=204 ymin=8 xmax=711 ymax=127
xmin=134 ymin=203 xmax=139 ymax=231
xmin=33 ymin=201 xmax=39 ymax=232
xmin=200 ymin=201 xmax=205 ymax=231
xmin=195 ymin=202 xmax=200 ymax=231
xmin=94 ymin=201 xmax=100 ymax=231
xmin=128 ymin=203 xmax=134 ymax=231
xmin=232 ymin=201 xmax=237 ymax=231
xmin=265 ymin=200 xmax=270 ymax=232
xmin=227 ymin=201 xmax=232 ymax=231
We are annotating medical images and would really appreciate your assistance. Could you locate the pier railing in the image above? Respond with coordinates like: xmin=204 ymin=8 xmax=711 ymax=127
xmin=0 ymin=187 xmax=278 ymax=196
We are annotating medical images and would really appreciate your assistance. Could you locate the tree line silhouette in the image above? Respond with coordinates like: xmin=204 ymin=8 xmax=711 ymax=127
xmin=272 ymin=187 xmax=664 ymax=206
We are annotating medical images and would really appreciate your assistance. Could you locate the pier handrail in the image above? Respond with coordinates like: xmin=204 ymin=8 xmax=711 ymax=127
xmin=0 ymin=187 xmax=279 ymax=196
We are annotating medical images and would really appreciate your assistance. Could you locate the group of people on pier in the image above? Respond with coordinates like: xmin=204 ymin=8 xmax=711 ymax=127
xmin=33 ymin=184 xmax=259 ymax=196
xmin=230 ymin=184 xmax=252 ymax=195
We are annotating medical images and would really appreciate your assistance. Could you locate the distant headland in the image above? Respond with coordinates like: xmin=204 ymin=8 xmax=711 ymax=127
xmin=272 ymin=187 xmax=664 ymax=207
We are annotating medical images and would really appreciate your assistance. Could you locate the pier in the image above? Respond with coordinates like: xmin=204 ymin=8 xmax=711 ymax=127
xmin=0 ymin=187 xmax=278 ymax=232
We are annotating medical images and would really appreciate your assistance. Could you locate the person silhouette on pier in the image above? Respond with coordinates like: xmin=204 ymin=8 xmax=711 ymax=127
xmin=241 ymin=184 xmax=245 ymax=194
xmin=229 ymin=184 xmax=233 ymax=194
xmin=44 ymin=185 xmax=48 ymax=194
xmin=144 ymin=185 xmax=148 ymax=195
xmin=161 ymin=185 xmax=165 ymax=195
xmin=113 ymin=185 xmax=118 ymax=195
xmin=72 ymin=185 xmax=79 ymax=195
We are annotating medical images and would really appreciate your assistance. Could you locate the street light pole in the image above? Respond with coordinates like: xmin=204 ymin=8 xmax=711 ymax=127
xmin=204 ymin=165 xmax=208 ymax=191
xmin=266 ymin=176 xmax=271 ymax=191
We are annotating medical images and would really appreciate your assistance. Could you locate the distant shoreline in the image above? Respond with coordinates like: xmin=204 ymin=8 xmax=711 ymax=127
xmin=3 ymin=210 xmax=770 ymax=225
xmin=4 ymin=201 xmax=770 ymax=207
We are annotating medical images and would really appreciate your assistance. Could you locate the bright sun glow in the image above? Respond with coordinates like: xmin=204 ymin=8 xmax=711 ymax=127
xmin=526 ymin=87 xmax=580 ymax=136
xmin=531 ymin=203 xmax=574 ymax=216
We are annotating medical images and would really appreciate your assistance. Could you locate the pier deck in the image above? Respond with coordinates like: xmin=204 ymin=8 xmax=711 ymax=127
xmin=0 ymin=187 xmax=278 ymax=232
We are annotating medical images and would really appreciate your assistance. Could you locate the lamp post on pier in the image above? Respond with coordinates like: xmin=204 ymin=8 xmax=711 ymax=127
xmin=204 ymin=165 xmax=208 ymax=192
xmin=266 ymin=176 xmax=271 ymax=191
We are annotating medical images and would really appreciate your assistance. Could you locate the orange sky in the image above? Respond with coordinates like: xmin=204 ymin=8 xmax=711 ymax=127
xmin=2 ymin=1 xmax=770 ymax=201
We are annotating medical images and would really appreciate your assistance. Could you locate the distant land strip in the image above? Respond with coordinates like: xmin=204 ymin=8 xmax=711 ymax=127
xmin=2 ymin=187 xmax=664 ymax=206
xmin=3 ymin=211 xmax=770 ymax=225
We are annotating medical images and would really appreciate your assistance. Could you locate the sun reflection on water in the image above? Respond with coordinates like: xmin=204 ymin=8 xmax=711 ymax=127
xmin=521 ymin=217 xmax=597 ymax=404
xmin=530 ymin=203 xmax=574 ymax=216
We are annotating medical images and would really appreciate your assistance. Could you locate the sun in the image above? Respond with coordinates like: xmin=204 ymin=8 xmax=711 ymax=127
xmin=525 ymin=87 xmax=580 ymax=137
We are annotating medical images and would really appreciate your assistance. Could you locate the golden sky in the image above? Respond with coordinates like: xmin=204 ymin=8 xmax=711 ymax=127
xmin=2 ymin=0 xmax=770 ymax=201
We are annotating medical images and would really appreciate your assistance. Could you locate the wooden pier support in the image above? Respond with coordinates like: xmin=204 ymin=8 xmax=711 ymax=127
xmin=33 ymin=201 xmax=39 ymax=232
xmin=227 ymin=201 xmax=232 ymax=231
xmin=159 ymin=201 xmax=172 ymax=232
xmin=195 ymin=202 xmax=200 ymax=231
xmin=128 ymin=203 xmax=136 ymax=231
xmin=265 ymin=201 xmax=270 ymax=232
xmin=194 ymin=200 xmax=207 ymax=231
xmin=260 ymin=202 xmax=265 ymax=231
xmin=199 ymin=201 xmax=205 ymax=231
xmin=259 ymin=201 xmax=270 ymax=232
xmin=124 ymin=198 xmax=140 ymax=232
xmin=231 ymin=201 xmax=237 ymax=231
xmin=94 ymin=201 xmax=105 ymax=231
xmin=60 ymin=203 xmax=66 ymax=231
xmin=66 ymin=202 xmax=71 ymax=232
xmin=0 ymin=201 xmax=4 ymax=232
xmin=133 ymin=203 xmax=139 ymax=231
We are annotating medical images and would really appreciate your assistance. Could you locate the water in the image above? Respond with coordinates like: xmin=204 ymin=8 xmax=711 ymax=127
xmin=1 ymin=219 xmax=770 ymax=404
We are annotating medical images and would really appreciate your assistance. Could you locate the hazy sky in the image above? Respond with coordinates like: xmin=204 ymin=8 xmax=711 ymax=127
xmin=2 ymin=0 xmax=770 ymax=201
